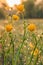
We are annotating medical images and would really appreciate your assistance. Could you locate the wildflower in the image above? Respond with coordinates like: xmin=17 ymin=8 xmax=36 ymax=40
xmin=28 ymin=24 xmax=36 ymax=31
xmin=31 ymin=48 xmax=39 ymax=56
xmin=12 ymin=15 xmax=19 ymax=20
xmin=29 ymin=42 xmax=34 ymax=49
xmin=5 ymin=24 xmax=13 ymax=32
xmin=34 ymin=48 xmax=39 ymax=56
xmin=16 ymin=4 xmax=25 ymax=12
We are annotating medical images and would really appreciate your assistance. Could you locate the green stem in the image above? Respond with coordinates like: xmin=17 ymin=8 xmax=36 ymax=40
xmin=9 ymin=32 xmax=15 ymax=65
xmin=14 ymin=39 xmax=25 ymax=65
xmin=28 ymin=33 xmax=38 ymax=65
xmin=14 ymin=20 xmax=26 ymax=65
xmin=2 ymin=39 xmax=6 ymax=65
xmin=12 ymin=42 xmax=15 ymax=65
xmin=2 ymin=46 xmax=5 ymax=65
xmin=34 ymin=54 xmax=38 ymax=65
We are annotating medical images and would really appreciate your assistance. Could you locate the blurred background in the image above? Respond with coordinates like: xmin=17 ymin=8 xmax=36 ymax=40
xmin=0 ymin=0 xmax=43 ymax=19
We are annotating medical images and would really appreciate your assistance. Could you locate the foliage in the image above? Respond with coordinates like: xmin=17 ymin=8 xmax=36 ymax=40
xmin=23 ymin=0 xmax=43 ymax=18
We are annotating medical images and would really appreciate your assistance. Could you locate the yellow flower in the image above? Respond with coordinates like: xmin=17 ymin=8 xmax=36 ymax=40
xmin=29 ymin=42 xmax=34 ymax=49
xmin=5 ymin=24 xmax=13 ymax=32
xmin=12 ymin=15 xmax=19 ymax=20
xmin=28 ymin=24 xmax=36 ymax=31
xmin=34 ymin=48 xmax=39 ymax=56
xmin=31 ymin=48 xmax=39 ymax=56
xmin=16 ymin=4 xmax=24 ymax=12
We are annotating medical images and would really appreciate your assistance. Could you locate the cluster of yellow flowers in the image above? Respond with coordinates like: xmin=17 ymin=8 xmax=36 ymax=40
xmin=5 ymin=23 xmax=36 ymax=32
xmin=5 ymin=4 xmax=25 ymax=32
xmin=5 ymin=4 xmax=36 ymax=33
xmin=3 ymin=4 xmax=40 ymax=65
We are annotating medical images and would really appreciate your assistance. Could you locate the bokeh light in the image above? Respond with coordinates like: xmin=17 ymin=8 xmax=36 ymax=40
xmin=6 ymin=0 xmax=21 ymax=7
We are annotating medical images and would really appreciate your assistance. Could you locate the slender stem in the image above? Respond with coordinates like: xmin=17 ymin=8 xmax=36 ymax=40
xmin=2 ymin=38 xmax=6 ymax=65
xmin=28 ymin=33 xmax=38 ymax=65
xmin=2 ymin=46 xmax=5 ymax=65
xmin=12 ymin=41 xmax=14 ymax=65
xmin=34 ymin=54 xmax=39 ymax=65
xmin=9 ymin=32 xmax=15 ymax=65
xmin=14 ymin=14 xmax=26 ymax=65
xmin=14 ymin=39 xmax=25 ymax=65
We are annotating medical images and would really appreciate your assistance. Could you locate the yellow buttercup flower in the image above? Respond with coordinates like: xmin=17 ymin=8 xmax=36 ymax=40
xmin=31 ymin=48 xmax=39 ymax=56
xmin=28 ymin=24 xmax=36 ymax=31
xmin=5 ymin=24 xmax=13 ymax=32
xmin=12 ymin=15 xmax=19 ymax=20
xmin=16 ymin=4 xmax=24 ymax=12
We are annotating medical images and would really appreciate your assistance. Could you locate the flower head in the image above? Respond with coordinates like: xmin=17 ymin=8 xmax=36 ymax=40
xmin=28 ymin=24 xmax=36 ymax=31
xmin=12 ymin=15 xmax=19 ymax=20
xmin=5 ymin=24 xmax=13 ymax=32
xmin=34 ymin=48 xmax=39 ymax=56
xmin=31 ymin=48 xmax=39 ymax=56
xmin=16 ymin=4 xmax=25 ymax=12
